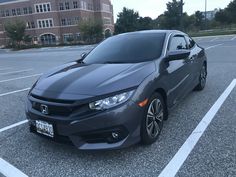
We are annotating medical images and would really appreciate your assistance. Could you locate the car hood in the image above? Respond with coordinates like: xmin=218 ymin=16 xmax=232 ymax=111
xmin=31 ymin=61 xmax=156 ymax=100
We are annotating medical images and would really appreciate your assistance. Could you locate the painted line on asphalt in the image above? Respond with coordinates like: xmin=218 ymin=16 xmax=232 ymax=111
xmin=210 ymin=37 xmax=218 ymax=42
xmin=0 ymin=120 xmax=28 ymax=133
xmin=205 ymin=44 xmax=222 ymax=50
xmin=0 ymin=69 xmax=33 ymax=75
xmin=0 ymin=74 xmax=42 ymax=83
xmin=194 ymin=34 xmax=235 ymax=39
xmin=158 ymin=79 xmax=236 ymax=177
xmin=0 ymin=158 xmax=28 ymax=177
xmin=0 ymin=88 xmax=30 ymax=97
xmin=231 ymin=36 xmax=236 ymax=41
xmin=0 ymin=67 xmax=13 ymax=71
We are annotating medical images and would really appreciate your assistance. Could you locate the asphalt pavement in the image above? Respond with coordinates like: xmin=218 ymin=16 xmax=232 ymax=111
xmin=0 ymin=35 xmax=236 ymax=177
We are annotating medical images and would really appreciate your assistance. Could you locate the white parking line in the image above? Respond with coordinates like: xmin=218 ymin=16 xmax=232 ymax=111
xmin=0 ymin=67 xmax=12 ymax=71
xmin=158 ymin=79 xmax=236 ymax=177
xmin=210 ymin=37 xmax=218 ymax=42
xmin=0 ymin=69 xmax=33 ymax=75
xmin=0 ymin=120 xmax=28 ymax=133
xmin=205 ymin=44 xmax=222 ymax=50
xmin=0 ymin=74 xmax=42 ymax=83
xmin=0 ymin=88 xmax=30 ymax=97
xmin=231 ymin=36 xmax=236 ymax=41
xmin=0 ymin=158 xmax=28 ymax=177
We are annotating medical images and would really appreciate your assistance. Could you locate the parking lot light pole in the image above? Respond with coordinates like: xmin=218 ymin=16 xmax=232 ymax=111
xmin=180 ymin=0 xmax=183 ymax=30
xmin=205 ymin=0 xmax=207 ymax=29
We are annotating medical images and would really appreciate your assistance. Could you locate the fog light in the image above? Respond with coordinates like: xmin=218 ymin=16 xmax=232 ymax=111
xmin=111 ymin=132 xmax=119 ymax=139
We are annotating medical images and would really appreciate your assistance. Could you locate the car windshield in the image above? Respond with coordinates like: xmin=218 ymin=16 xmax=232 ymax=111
xmin=83 ymin=33 xmax=166 ymax=64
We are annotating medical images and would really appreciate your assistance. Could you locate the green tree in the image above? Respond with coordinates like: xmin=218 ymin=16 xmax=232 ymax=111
xmin=114 ymin=7 xmax=140 ymax=34
xmin=156 ymin=0 xmax=184 ymax=30
xmin=138 ymin=17 xmax=153 ymax=30
xmin=225 ymin=0 xmax=236 ymax=23
xmin=4 ymin=20 xmax=26 ymax=47
xmin=79 ymin=19 xmax=103 ymax=43
xmin=215 ymin=0 xmax=236 ymax=24
xmin=194 ymin=11 xmax=204 ymax=29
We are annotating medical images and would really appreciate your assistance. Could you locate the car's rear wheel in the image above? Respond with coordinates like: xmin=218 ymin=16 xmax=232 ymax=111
xmin=195 ymin=64 xmax=207 ymax=91
xmin=141 ymin=93 xmax=166 ymax=145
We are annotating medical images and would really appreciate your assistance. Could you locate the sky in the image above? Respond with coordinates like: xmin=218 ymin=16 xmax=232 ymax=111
xmin=110 ymin=0 xmax=233 ymax=22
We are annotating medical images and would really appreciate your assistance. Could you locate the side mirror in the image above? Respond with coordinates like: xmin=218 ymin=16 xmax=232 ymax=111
xmin=166 ymin=50 xmax=190 ymax=62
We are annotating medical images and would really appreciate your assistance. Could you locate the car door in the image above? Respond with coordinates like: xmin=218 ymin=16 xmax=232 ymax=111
xmin=185 ymin=35 xmax=203 ymax=85
xmin=164 ymin=34 xmax=192 ymax=107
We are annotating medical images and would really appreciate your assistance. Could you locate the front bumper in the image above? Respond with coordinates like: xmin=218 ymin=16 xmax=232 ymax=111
xmin=26 ymin=97 xmax=144 ymax=150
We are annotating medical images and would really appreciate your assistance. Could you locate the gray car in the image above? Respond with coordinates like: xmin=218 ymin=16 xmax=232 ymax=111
xmin=26 ymin=30 xmax=207 ymax=150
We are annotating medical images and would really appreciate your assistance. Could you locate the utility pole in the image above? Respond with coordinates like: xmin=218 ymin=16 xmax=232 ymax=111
xmin=180 ymin=0 xmax=183 ymax=30
xmin=205 ymin=0 xmax=207 ymax=30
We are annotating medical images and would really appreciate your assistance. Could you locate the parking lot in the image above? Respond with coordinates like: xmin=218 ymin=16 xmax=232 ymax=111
xmin=0 ymin=35 xmax=236 ymax=177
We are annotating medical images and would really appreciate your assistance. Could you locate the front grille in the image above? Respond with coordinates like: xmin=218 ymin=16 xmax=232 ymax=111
xmin=32 ymin=102 xmax=76 ymax=116
xmin=30 ymin=97 xmax=92 ymax=117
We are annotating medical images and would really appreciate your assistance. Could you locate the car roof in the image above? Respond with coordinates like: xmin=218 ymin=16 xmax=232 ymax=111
xmin=116 ymin=30 xmax=186 ymax=37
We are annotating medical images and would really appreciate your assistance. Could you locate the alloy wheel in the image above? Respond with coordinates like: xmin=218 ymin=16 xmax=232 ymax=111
xmin=146 ymin=98 xmax=164 ymax=138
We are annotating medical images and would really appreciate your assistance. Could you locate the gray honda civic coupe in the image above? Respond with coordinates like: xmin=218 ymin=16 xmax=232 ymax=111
xmin=26 ymin=30 xmax=207 ymax=150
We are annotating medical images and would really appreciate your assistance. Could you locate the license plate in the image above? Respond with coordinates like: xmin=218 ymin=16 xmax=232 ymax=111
xmin=36 ymin=120 xmax=54 ymax=138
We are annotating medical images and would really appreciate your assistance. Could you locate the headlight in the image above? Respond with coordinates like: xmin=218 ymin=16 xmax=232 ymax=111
xmin=89 ymin=90 xmax=134 ymax=110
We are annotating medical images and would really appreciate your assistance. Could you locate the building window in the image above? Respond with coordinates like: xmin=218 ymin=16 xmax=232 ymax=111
xmin=37 ymin=19 xmax=54 ymax=28
xmin=12 ymin=9 xmax=16 ymax=16
xmin=63 ymin=34 xmax=74 ymax=43
xmin=75 ymin=33 xmax=80 ymax=40
xmin=5 ymin=10 xmax=9 ymax=16
xmin=74 ymin=17 xmax=79 ymax=24
xmin=45 ymin=20 xmax=49 ymax=27
xmin=102 ymin=4 xmax=110 ymax=12
xmin=47 ymin=4 xmax=51 ymax=11
xmin=43 ymin=4 xmax=47 ymax=12
xmin=103 ymin=17 xmax=111 ymax=24
xmin=26 ymin=22 xmax=30 ymax=29
xmin=1 ymin=10 xmax=5 ymax=17
xmin=38 ymin=21 xmax=42 ymax=28
xmin=33 ymin=37 xmax=38 ymax=42
xmin=61 ymin=19 xmax=66 ymax=26
xmin=80 ymin=1 xmax=87 ymax=10
xmin=16 ymin=8 xmax=21 ymax=15
xmin=73 ymin=1 xmax=78 ymax=8
xmin=67 ymin=18 xmax=73 ymax=25
xmin=31 ymin=22 xmax=35 ymax=28
xmin=88 ymin=3 xmax=93 ymax=10
xmin=42 ymin=20 xmax=45 ymax=28
xmin=59 ymin=3 xmax=64 ymax=10
xmin=23 ymin=7 xmax=28 ymax=14
xmin=36 ymin=5 xmax=39 ymax=12
xmin=65 ymin=2 xmax=70 ymax=10
xmin=39 ymin=5 xmax=43 ymax=12
xmin=29 ymin=7 xmax=32 ymax=14
xmin=35 ymin=3 xmax=51 ymax=13
xmin=49 ymin=19 xmax=53 ymax=27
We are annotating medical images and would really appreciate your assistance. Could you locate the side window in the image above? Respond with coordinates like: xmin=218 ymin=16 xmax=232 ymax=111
xmin=169 ymin=36 xmax=188 ymax=51
xmin=185 ymin=36 xmax=195 ymax=49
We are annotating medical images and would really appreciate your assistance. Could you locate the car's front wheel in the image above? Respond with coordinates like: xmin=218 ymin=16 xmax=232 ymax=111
xmin=195 ymin=64 xmax=207 ymax=91
xmin=141 ymin=93 xmax=166 ymax=145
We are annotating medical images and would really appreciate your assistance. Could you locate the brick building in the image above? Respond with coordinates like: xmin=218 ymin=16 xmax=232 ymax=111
xmin=0 ymin=0 xmax=114 ymax=47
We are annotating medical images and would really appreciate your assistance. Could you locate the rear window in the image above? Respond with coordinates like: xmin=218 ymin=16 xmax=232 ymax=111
xmin=83 ymin=33 xmax=166 ymax=64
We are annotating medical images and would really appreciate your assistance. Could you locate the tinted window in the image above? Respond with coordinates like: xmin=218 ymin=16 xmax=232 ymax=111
xmin=83 ymin=33 xmax=166 ymax=64
xmin=185 ymin=36 xmax=195 ymax=49
xmin=169 ymin=36 xmax=188 ymax=51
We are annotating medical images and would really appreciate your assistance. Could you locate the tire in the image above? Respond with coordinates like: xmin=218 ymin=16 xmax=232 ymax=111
xmin=141 ymin=92 xmax=167 ymax=145
xmin=195 ymin=64 xmax=207 ymax=91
